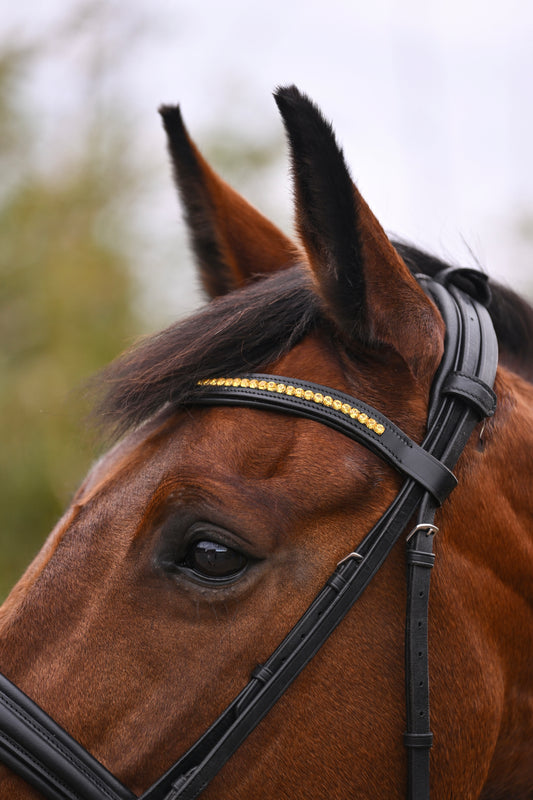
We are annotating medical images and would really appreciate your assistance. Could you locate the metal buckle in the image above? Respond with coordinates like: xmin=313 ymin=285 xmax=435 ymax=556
xmin=336 ymin=551 xmax=364 ymax=567
xmin=406 ymin=523 xmax=439 ymax=543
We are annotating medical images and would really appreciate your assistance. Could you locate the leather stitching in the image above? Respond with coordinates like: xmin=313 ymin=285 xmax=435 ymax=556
xmin=0 ymin=730 xmax=77 ymax=798
xmin=0 ymin=693 xmax=120 ymax=800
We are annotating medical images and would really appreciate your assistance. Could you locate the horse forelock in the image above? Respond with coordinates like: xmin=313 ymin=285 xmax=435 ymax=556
xmin=92 ymin=266 xmax=321 ymax=439
xmin=91 ymin=247 xmax=533 ymax=445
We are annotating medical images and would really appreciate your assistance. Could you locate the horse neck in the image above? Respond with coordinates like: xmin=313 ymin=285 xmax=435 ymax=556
xmin=443 ymin=365 xmax=533 ymax=605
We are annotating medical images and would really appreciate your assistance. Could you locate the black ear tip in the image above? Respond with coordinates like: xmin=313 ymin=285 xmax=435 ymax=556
xmin=158 ymin=104 xmax=184 ymax=133
xmin=273 ymin=86 xmax=333 ymax=137
xmin=274 ymin=85 xmax=312 ymax=114
xmin=274 ymin=84 xmax=302 ymax=102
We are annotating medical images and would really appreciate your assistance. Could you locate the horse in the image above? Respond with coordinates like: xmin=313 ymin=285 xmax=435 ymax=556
xmin=0 ymin=85 xmax=532 ymax=800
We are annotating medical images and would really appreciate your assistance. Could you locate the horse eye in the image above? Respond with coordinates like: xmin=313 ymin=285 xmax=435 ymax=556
xmin=185 ymin=540 xmax=247 ymax=579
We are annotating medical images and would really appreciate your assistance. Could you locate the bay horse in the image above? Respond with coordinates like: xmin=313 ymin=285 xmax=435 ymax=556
xmin=0 ymin=86 xmax=532 ymax=800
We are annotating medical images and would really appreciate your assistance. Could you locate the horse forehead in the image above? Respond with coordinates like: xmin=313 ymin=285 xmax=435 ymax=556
xmin=75 ymin=430 xmax=157 ymax=505
xmin=77 ymin=403 xmax=375 ymax=512
xmin=163 ymin=405 xmax=375 ymax=483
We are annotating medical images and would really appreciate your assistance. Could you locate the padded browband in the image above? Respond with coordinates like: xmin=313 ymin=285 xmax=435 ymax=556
xmin=193 ymin=375 xmax=457 ymax=504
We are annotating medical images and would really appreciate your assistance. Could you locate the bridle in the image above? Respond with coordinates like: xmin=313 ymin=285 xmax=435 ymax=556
xmin=0 ymin=269 xmax=498 ymax=800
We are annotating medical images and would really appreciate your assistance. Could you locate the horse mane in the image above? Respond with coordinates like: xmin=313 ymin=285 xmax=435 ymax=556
xmin=93 ymin=245 xmax=533 ymax=439
xmin=395 ymin=242 xmax=533 ymax=382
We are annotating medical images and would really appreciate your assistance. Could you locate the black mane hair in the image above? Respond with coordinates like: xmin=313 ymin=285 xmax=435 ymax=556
xmin=395 ymin=242 xmax=533 ymax=381
xmin=94 ymin=246 xmax=533 ymax=439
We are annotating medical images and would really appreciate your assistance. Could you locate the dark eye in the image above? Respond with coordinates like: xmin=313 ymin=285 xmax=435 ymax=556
xmin=184 ymin=540 xmax=247 ymax=580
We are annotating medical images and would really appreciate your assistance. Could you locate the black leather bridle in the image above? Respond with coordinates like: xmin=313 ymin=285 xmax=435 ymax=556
xmin=0 ymin=270 xmax=498 ymax=800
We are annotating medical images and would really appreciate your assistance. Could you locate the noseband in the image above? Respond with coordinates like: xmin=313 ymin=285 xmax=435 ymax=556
xmin=0 ymin=271 xmax=498 ymax=800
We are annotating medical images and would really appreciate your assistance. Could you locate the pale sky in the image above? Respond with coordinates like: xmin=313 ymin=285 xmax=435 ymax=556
xmin=4 ymin=0 xmax=533 ymax=319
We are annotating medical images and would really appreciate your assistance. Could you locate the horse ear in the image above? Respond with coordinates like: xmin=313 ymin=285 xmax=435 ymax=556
xmin=274 ymin=86 xmax=445 ymax=381
xmin=159 ymin=105 xmax=302 ymax=298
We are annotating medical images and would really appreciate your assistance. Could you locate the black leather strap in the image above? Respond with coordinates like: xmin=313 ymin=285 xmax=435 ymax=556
xmin=403 ymin=278 xmax=498 ymax=800
xmin=0 ymin=674 xmax=134 ymax=800
xmin=404 ymin=516 xmax=436 ymax=800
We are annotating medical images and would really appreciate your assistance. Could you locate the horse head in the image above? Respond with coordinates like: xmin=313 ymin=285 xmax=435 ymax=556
xmin=0 ymin=86 xmax=531 ymax=800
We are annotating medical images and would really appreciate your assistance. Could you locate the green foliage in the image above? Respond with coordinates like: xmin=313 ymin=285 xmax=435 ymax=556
xmin=0 ymin=44 xmax=139 ymax=599
xmin=0 ymin=13 xmax=288 ymax=603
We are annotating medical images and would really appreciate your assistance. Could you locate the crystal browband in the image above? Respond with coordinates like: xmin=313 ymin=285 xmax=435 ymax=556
xmin=197 ymin=377 xmax=386 ymax=435
xmin=193 ymin=373 xmax=458 ymax=504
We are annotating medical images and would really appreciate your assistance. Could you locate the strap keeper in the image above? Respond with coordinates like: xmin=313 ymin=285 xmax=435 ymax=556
xmin=403 ymin=732 xmax=434 ymax=749
xmin=251 ymin=664 xmax=273 ymax=685
xmin=170 ymin=768 xmax=197 ymax=796
xmin=327 ymin=572 xmax=348 ymax=593
xmin=406 ymin=550 xmax=435 ymax=568
xmin=442 ymin=371 xmax=497 ymax=418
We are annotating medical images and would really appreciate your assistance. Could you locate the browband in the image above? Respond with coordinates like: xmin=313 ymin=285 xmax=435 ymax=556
xmin=193 ymin=375 xmax=458 ymax=504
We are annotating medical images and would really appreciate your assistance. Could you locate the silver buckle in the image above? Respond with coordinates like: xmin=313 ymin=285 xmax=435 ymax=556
xmin=406 ymin=523 xmax=439 ymax=543
xmin=336 ymin=551 xmax=364 ymax=567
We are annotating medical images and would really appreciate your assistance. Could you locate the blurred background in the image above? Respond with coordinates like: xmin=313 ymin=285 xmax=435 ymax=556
xmin=1 ymin=0 xmax=532 ymax=599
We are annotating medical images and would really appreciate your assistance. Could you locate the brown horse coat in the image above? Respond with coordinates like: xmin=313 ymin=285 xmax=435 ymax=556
xmin=0 ymin=86 xmax=532 ymax=799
